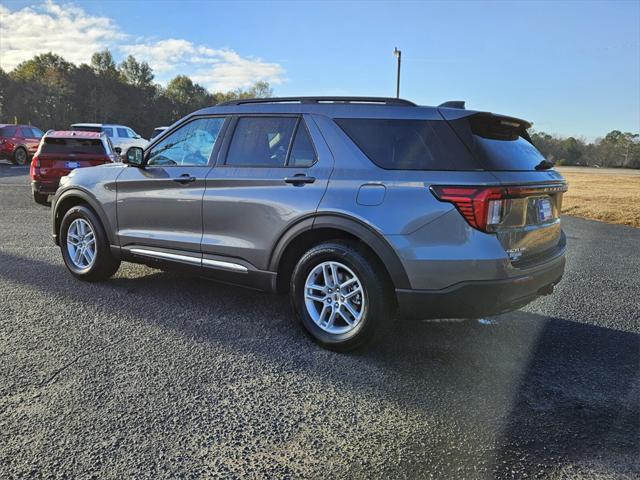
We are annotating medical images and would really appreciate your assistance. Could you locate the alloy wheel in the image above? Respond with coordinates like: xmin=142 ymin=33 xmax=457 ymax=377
xmin=66 ymin=218 xmax=96 ymax=269
xmin=304 ymin=261 xmax=365 ymax=334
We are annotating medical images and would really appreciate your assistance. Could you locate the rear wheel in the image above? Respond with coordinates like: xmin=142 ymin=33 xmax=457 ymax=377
xmin=290 ymin=240 xmax=393 ymax=351
xmin=13 ymin=147 xmax=27 ymax=166
xmin=33 ymin=192 xmax=49 ymax=205
xmin=59 ymin=205 xmax=120 ymax=281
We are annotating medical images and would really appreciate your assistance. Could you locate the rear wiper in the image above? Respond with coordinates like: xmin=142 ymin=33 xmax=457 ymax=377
xmin=535 ymin=159 xmax=555 ymax=170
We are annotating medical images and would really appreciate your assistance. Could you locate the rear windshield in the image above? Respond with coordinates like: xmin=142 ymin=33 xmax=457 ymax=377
xmin=41 ymin=138 xmax=105 ymax=154
xmin=446 ymin=114 xmax=546 ymax=171
xmin=335 ymin=118 xmax=478 ymax=170
xmin=473 ymin=136 xmax=545 ymax=171
xmin=0 ymin=126 xmax=18 ymax=136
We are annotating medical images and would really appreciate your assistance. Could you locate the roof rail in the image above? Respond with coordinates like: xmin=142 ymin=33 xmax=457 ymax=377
xmin=438 ymin=100 xmax=466 ymax=109
xmin=217 ymin=96 xmax=417 ymax=107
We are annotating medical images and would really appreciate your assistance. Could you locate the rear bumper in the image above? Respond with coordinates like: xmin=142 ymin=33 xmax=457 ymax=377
xmin=32 ymin=179 xmax=60 ymax=195
xmin=396 ymin=253 xmax=565 ymax=320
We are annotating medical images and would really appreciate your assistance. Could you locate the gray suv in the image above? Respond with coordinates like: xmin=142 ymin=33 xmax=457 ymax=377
xmin=52 ymin=97 xmax=567 ymax=351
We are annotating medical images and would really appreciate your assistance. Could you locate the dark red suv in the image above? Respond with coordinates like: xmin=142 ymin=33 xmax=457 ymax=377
xmin=30 ymin=130 xmax=118 ymax=204
xmin=0 ymin=124 xmax=44 ymax=165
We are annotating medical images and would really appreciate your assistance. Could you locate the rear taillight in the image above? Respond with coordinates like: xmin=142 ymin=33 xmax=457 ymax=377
xmin=431 ymin=186 xmax=506 ymax=232
xmin=431 ymin=184 xmax=568 ymax=232
xmin=30 ymin=155 xmax=40 ymax=179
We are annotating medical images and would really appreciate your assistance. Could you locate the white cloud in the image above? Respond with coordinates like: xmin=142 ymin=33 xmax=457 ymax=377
xmin=0 ymin=0 xmax=124 ymax=70
xmin=0 ymin=1 xmax=285 ymax=92
xmin=122 ymin=40 xmax=284 ymax=92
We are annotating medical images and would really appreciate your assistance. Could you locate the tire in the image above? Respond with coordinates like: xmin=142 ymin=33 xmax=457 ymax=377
xmin=290 ymin=240 xmax=393 ymax=351
xmin=13 ymin=147 xmax=28 ymax=166
xmin=33 ymin=192 xmax=49 ymax=205
xmin=59 ymin=205 xmax=120 ymax=281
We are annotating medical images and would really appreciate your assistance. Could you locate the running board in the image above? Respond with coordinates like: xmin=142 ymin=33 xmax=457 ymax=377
xmin=129 ymin=248 xmax=248 ymax=273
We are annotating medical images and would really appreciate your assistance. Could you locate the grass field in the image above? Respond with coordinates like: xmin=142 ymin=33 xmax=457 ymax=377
xmin=556 ymin=167 xmax=640 ymax=228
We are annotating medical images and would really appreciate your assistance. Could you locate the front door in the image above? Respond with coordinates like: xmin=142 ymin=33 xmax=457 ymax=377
xmin=116 ymin=116 xmax=227 ymax=255
xmin=202 ymin=114 xmax=334 ymax=272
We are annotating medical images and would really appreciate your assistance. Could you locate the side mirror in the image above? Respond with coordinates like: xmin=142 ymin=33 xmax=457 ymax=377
xmin=124 ymin=146 xmax=144 ymax=166
xmin=114 ymin=147 xmax=122 ymax=155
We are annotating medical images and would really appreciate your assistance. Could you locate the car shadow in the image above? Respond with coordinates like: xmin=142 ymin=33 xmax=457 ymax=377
xmin=1 ymin=251 xmax=638 ymax=476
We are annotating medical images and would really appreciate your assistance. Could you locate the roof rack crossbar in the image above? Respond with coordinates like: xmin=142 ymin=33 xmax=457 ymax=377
xmin=217 ymin=96 xmax=416 ymax=107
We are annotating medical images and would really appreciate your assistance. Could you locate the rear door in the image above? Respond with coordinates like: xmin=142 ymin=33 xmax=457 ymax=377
xmin=201 ymin=114 xmax=333 ymax=272
xmin=116 ymin=116 xmax=227 ymax=255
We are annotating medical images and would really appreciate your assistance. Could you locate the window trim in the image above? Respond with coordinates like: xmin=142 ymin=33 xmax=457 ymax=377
xmin=219 ymin=115 xmax=318 ymax=169
xmin=144 ymin=115 xmax=229 ymax=168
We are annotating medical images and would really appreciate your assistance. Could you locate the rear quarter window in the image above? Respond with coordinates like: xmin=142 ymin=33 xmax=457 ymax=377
xmin=41 ymin=138 xmax=106 ymax=154
xmin=335 ymin=118 xmax=478 ymax=170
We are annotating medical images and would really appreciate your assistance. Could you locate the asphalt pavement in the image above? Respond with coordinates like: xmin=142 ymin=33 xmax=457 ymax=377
xmin=1 ymin=166 xmax=638 ymax=479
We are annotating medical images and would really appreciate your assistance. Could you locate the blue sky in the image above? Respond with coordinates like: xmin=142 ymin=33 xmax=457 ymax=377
xmin=1 ymin=0 xmax=639 ymax=139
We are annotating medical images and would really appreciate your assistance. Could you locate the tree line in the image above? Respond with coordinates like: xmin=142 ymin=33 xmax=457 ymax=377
xmin=1 ymin=50 xmax=638 ymax=167
xmin=0 ymin=50 xmax=272 ymax=138
xmin=531 ymin=130 xmax=640 ymax=169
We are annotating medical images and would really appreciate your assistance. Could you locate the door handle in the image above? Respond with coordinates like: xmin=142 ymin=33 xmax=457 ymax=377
xmin=173 ymin=174 xmax=196 ymax=184
xmin=284 ymin=174 xmax=316 ymax=186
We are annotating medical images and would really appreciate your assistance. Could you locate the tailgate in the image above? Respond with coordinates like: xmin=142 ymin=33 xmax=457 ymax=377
xmin=441 ymin=109 xmax=568 ymax=266
xmin=491 ymin=178 xmax=567 ymax=266
xmin=38 ymin=154 xmax=107 ymax=178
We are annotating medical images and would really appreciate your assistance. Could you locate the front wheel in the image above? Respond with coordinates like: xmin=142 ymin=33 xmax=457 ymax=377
xmin=59 ymin=205 xmax=120 ymax=281
xmin=290 ymin=241 xmax=393 ymax=351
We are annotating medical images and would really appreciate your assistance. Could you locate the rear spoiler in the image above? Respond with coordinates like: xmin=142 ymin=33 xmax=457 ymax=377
xmin=439 ymin=108 xmax=534 ymax=145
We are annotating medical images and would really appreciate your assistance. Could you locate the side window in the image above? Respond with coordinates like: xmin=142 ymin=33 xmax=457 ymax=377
xmin=226 ymin=117 xmax=297 ymax=167
xmin=147 ymin=117 xmax=225 ymax=166
xmin=102 ymin=127 xmax=114 ymax=138
xmin=126 ymin=128 xmax=138 ymax=138
xmin=288 ymin=123 xmax=317 ymax=167
xmin=31 ymin=127 xmax=44 ymax=138
xmin=335 ymin=118 xmax=473 ymax=170
xmin=117 ymin=127 xmax=130 ymax=138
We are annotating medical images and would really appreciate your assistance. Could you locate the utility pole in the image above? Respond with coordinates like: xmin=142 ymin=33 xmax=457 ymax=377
xmin=393 ymin=47 xmax=402 ymax=98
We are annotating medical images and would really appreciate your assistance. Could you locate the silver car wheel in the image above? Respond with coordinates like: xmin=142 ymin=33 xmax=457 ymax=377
xmin=66 ymin=218 xmax=96 ymax=269
xmin=304 ymin=261 xmax=365 ymax=335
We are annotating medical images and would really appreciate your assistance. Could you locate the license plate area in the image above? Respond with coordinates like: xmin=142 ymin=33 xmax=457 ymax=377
xmin=535 ymin=197 xmax=553 ymax=223
xmin=66 ymin=161 xmax=79 ymax=169
xmin=526 ymin=195 xmax=557 ymax=225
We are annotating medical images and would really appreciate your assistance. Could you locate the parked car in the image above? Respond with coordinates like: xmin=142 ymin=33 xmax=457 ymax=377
xmin=30 ymin=130 xmax=118 ymax=205
xmin=70 ymin=123 xmax=147 ymax=153
xmin=149 ymin=126 xmax=168 ymax=141
xmin=52 ymin=97 xmax=567 ymax=351
xmin=0 ymin=124 xmax=44 ymax=165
